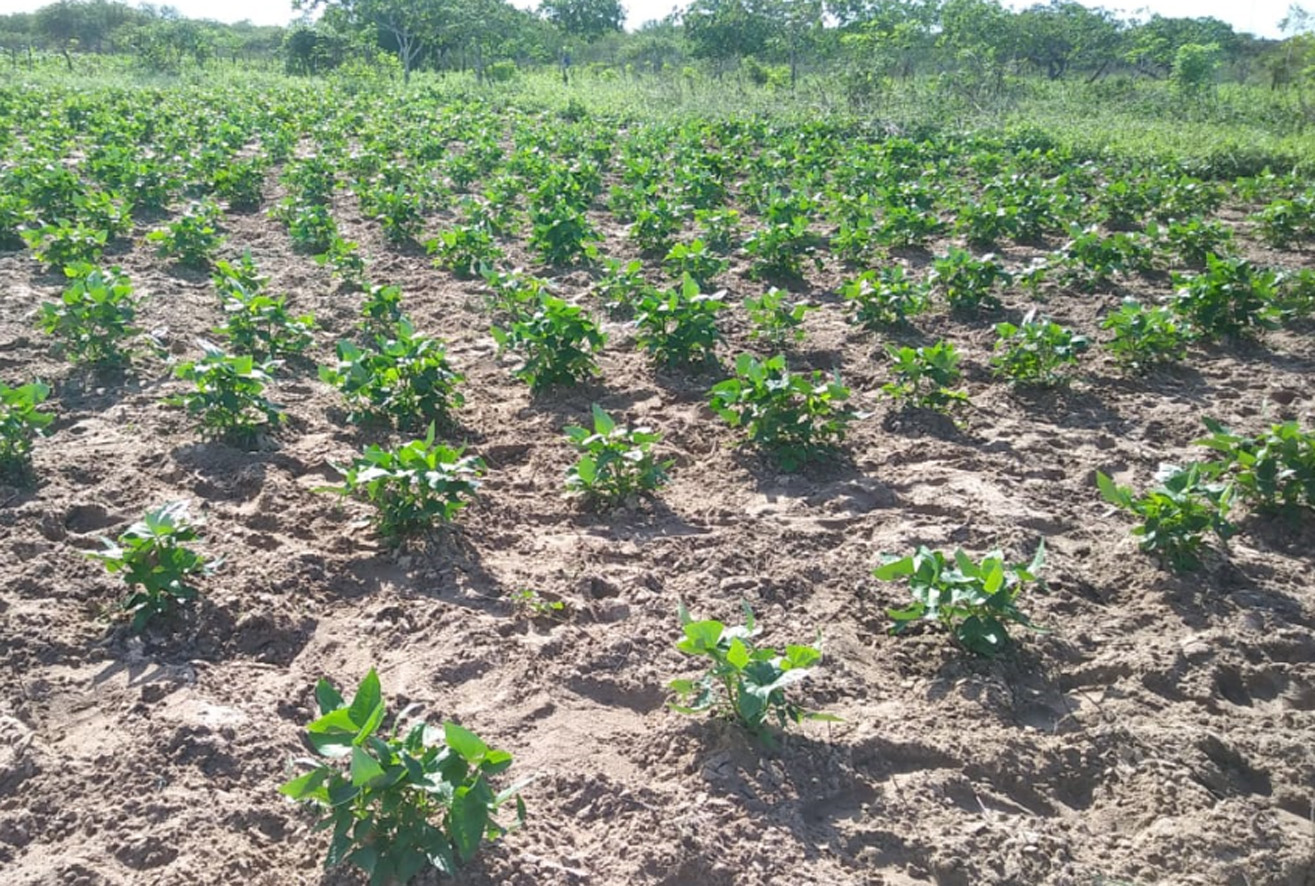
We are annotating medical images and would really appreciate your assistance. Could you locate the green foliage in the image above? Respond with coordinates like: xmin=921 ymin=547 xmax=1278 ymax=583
xmin=209 ymin=158 xmax=266 ymax=210
xmin=1171 ymin=254 xmax=1280 ymax=339
xmin=669 ymin=603 xmax=835 ymax=742
xmin=1101 ymin=299 xmax=1190 ymax=373
xmin=87 ymin=501 xmax=215 ymax=632
xmin=39 ymin=264 xmax=139 ymax=366
xmin=990 ymin=310 xmax=1088 ymax=387
xmin=1195 ymin=419 xmax=1315 ymax=513
xmin=315 ymin=236 xmax=368 ymax=291
xmin=709 ymin=353 xmax=859 ymax=470
xmin=358 ymin=181 xmax=425 ymax=245
xmin=428 ymin=224 xmax=503 ymax=279
xmin=491 ymin=297 xmax=605 ymax=392
xmin=873 ymin=543 xmax=1046 ymax=657
xmin=1098 ymin=465 xmax=1235 ymax=572
xmin=744 ymin=288 xmax=812 ymax=345
xmin=320 ymin=426 xmax=484 ymax=542
xmin=280 ymin=670 xmax=527 ymax=884
xmin=592 ymin=257 xmax=655 ymax=317
xmin=663 ymin=239 xmax=728 ymax=287
xmin=1056 ymin=227 xmax=1153 ymax=291
xmin=1154 ymin=218 xmax=1233 ymax=268
xmin=629 ymin=198 xmax=684 ymax=253
xmin=167 ymin=342 xmax=283 ymax=447
xmin=1250 ymin=195 xmax=1315 ymax=250
xmin=633 ymin=275 xmax=725 ymax=368
xmin=564 ymin=404 xmax=671 ymax=503
xmin=320 ymin=320 xmax=465 ymax=430
xmin=146 ymin=201 xmax=224 ymax=267
xmin=840 ymin=268 xmax=927 ymax=330
xmin=529 ymin=199 xmax=598 ymax=266
xmin=0 ymin=381 xmax=54 ymax=481
xmin=929 ymin=248 xmax=1010 ymax=313
xmin=1275 ymin=269 xmax=1315 ymax=322
xmin=882 ymin=342 xmax=968 ymax=412
xmin=359 ymin=283 xmax=404 ymax=337
xmin=21 ymin=221 xmax=108 ymax=268
xmin=276 ymin=200 xmax=338 ymax=253
xmin=216 ymin=283 xmax=315 ymax=363
xmin=694 ymin=208 xmax=742 ymax=253
xmin=744 ymin=216 xmax=821 ymax=281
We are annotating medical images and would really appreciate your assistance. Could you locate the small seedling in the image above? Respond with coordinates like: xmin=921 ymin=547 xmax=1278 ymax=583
xmin=280 ymin=670 xmax=529 ymax=884
xmin=873 ymin=542 xmax=1046 ymax=656
xmin=744 ymin=288 xmax=812 ymax=345
xmin=88 ymin=501 xmax=216 ymax=632
xmin=1195 ymin=419 xmax=1315 ymax=513
xmin=1098 ymin=465 xmax=1235 ymax=572
xmin=38 ymin=264 xmax=139 ymax=366
xmin=491 ymin=297 xmax=605 ymax=393
xmin=319 ymin=425 xmax=484 ymax=543
xmin=882 ymin=341 xmax=968 ymax=412
xmin=669 ymin=602 xmax=836 ymax=742
xmin=1101 ymin=299 xmax=1190 ymax=373
xmin=564 ymin=404 xmax=671 ymax=503
xmin=0 ymin=381 xmax=54 ymax=481
xmin=167 ymin=341 xmax=283 ymax=447
xmin=990 ymin=310 xmax=1088 ymax=387
xmin=709 ymin=353 xmax=860 ymax=471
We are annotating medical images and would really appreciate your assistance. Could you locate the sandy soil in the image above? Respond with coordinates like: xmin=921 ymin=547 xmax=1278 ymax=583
xmin=1 ymin=144 xmax=1314 ymax=886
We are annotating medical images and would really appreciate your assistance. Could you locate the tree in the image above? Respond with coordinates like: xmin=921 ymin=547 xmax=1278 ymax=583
xmin=682 ymin=0 xmax=772 ymax=70
xmin=1015 ymin=1 xmax=1121 ymax=81
xmin=539 ymin=0 xmax=624 ymax=41
xmin=297 ymin=0 xmax=441 ymax=82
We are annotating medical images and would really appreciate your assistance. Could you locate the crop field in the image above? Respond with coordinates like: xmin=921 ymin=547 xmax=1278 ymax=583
xmin=1 ymin=78 xmax=1313 ymax=886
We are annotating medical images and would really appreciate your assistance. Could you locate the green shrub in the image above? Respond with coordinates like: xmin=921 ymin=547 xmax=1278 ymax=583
xmin=1101 ymin=299 xmax=1190 ymax=373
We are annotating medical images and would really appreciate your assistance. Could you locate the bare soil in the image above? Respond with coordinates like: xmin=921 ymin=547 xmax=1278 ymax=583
xmin=1 ymin=186 xmax=1313 ymax=886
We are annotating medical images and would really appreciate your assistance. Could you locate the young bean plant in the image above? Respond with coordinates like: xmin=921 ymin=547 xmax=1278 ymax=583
xmin=669 ymin=603 xmax=836 ymax=744
xmin=990 ymin=310 xmax=1088 ymax=387
xmin=0 ymin=381 xmax=54 ymax=482
xmin=88 ymin=501 xmax=216 ymax=632
xmin=280 ymin=669 xmax=528 ymax=884
xmin=744 ymin=288 xmax=812 ymax=346
xmin=882 ymin=342 xmax=968 ymax=412
xmin=491 ymin=297 xmax=605 ymax=393
xmin=563 ymin=404 xmax=671 ymax=503
xmin=1098 ymin=465 xmax=1236 ymax=572
xmin=38 ymin=264 xmax=139 ymax=366
xmin=167 ymin=341 xmax=283 ymax=447
xmin=873 ymin=543 xmax=1046 ymax=657
xmin=709 ymin=353 xmax=860 ymax=470
xmin=320 ymin=425 xmax=484 ymax=543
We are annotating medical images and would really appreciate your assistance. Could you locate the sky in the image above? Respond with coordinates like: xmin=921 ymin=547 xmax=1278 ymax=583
xmin=0 ymin=0 xmax=1297 ymax=38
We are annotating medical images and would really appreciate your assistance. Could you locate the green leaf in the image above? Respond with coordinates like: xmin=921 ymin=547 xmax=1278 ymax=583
xmin=350 ymin=746 xmax=386 ymax=787
xmin=448 ymin=782 xmax=491 ymax=863
xmin=444 ymin=721 xmax=489 ymax=764
xmin=873 ymin=556 xmax=914 ymax=581
xmin=678 ymin=619 xmax=723 ymax=654
xmin=279 ymin=767 xmax=329 ymax=801
xmin=725 ymin=638 xmax=750 ymax=670
xmin=315 ymin=678 xmax=345 ymax=715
